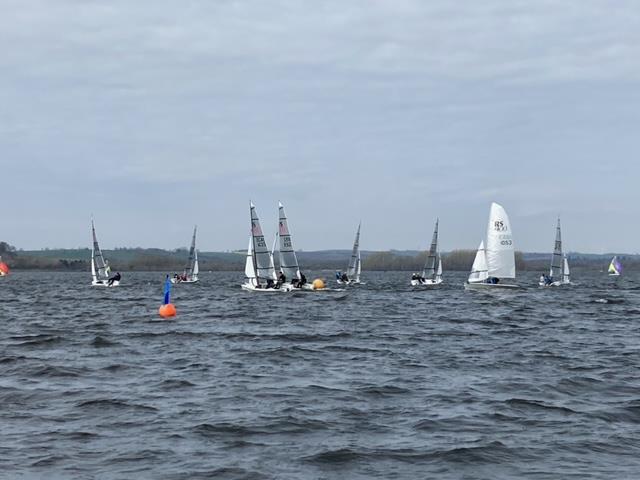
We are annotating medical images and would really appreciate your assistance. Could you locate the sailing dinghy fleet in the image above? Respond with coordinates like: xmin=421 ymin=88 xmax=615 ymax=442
xmin=41 ymin=202 xmax=622 ymax=292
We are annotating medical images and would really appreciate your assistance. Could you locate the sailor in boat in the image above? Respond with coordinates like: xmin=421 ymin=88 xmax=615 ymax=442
xmin=292 ymin=273 xmax=307 ymax=288
xmin=107 ymin=271 xmax=121 ymax=286
xmin=340 ymin=272 xmax=349 ymax=283
xmin=335 ymin=271 xmax=342 ymax=281
xmin=276 ymin=271 xmax=286 ymax=289
xmin=539 ymin=273 xmax=552 ymax=286
xmin=486 ymin=277 xmax=500 ymax=284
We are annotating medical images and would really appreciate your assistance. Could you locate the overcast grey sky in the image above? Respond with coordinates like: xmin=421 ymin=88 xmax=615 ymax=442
xmin=2 ymin=0 xmax=639 ymax=253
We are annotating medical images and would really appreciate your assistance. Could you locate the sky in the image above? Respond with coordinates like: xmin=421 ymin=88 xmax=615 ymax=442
xmin=1 ymin=0 xmax=639 ymax=253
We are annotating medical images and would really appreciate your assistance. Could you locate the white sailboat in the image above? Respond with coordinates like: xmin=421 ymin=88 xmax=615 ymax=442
xmin=90 ymin=219 xmax=119 ymax=287
xmin=276 ymin=202 xmax=315 ymax=290
xmin=608 ymin=256 xmax=622 ymax=276
xmin=411 ymin=219 xmax=443 ymax=286
xmin=337 ymin=223 xmax=362 ymax=285
xmin=465 ymin=202 xmax=519 ymax=290
xmin=539 ymin=218 xmax=570 ymax=287
xmin=172 ymin=225 xmax=199 ymax=283
xmin=242 ymin=202 xmax=282 ymax=292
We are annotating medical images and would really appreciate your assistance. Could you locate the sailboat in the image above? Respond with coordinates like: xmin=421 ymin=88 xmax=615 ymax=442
xmin=172 ymin=226 xmax=199 ymax=283
xmin=608 ymin=256 xmax=622 ymax=276
xmin=337 ymin=223 xmax=362 ymax=285
xmin=90 ymin=219 xmax=119 ymax=287
xmin=465 ymin=202 xmax=519 ymax=290
xmin=277 ymin=202 xmax=315 ymax=290
xmin=242 ymin=202 xmax=281 ymax=292
xmin=411 ymin=219 xmax=443 ymax=286
xmin=539 ymin=218 xmax=570 ymax=287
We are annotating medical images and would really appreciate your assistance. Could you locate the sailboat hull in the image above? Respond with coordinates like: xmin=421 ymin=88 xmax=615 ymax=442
xmin=171 ymin=278 xmax=199 ymax=284
xmin=464 ymin=281 xmax=520 ymax=290
xmin=410 ymin=279 xmax=443 ymax=287
xmin=91 ymin=280 xmax=120 ymax=287
xmin=241 ymin=282 xmax=294 ymax=292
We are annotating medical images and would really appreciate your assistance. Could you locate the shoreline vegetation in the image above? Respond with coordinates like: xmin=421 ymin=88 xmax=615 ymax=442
xmin=0 ymin=242 xmax=635 ymax=272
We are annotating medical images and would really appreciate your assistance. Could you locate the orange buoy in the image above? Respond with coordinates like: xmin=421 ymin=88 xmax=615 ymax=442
xmin=0 ymin=257 xmax=9 ymax=276
xmin=159 ymin=303 xmax=177 ymax=318
xmin=312 ymin=278 xmax=325 ymax=290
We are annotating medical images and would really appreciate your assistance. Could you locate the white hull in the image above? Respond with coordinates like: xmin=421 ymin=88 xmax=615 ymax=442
xmin=171 ymin=278 xmax=199 ymax=284
xmin=608 ymin=273 xmax=620 ymax=277
xmin=464 ymin=281 xmax=520 ymax=290
xmin=241 ymin=282 xmax=294 ymax=292
xmin=337 ymin=279 xmax=363 ymax=285
xmin=410 ymin=279 xmax=443 ymax=287
xmin=91 ymin=280 xmax=120 ymax=287
xmin=538 ymin=281 xmax=562 ymax=287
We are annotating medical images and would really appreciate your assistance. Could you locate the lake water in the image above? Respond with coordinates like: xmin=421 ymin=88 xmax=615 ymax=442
xmin=1 ymin=270 xmax=639 ymax=479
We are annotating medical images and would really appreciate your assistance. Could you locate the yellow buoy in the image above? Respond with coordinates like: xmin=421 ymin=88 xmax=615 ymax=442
xmin=312 ymin=278 xmax=325 ymax=290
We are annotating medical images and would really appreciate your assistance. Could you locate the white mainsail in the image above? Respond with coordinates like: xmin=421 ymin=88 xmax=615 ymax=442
xmin=421 ymin=219 xmax=439 ymax=281
xmin=248 ymin=202 xmax=276 ymax=285
xmin=435 ymin=254 xmax=443 ymax=282
xmin=277 ymin=202 xmax=301 ymax=281
xmin=346 ymin=223 xmax=361 ymax=282
xmin=245 ymin=237 xmax=256 ymax=279
xmin=468 ymin=241 xmax=489 ymax=283
xmin=550 ymin=218 xmax=563 ymax=279
xmin=485 ymin=202 xmax=516 ymax=279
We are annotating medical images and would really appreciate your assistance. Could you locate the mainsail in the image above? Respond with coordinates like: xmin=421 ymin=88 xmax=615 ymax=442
xmin=485 ymin=202 xmax=516 ymax=279
xmin=468 ymin=241 xmax=488 ymax=283
xmin=608 ymin=256 xmax=622 ymax=275
xmin=249 ymin=202 xmax=276 ymax=284
xmin=346 ymin=223 xmax=361 ymax=281
xmin=91 ymin=220 xmax=109 ymax=281
xmin=278 ymin=202 xmax=301 ymax=281
xmin=421 ymin=219 xmax=439 ymax=280
xmin=184 ymin=225 xmax=198 ymax=278
xmin=550 ymin=218 xmax=563 ymax=279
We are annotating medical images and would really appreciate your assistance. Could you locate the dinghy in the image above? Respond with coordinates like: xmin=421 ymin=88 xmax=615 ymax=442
xmin=608 ymin=256 xmax=622 ymax=276
xmin=539 ymin=218 xmax=570 ymax=287
xmin=411 ymin=219 xmax=443 ymax=287
xmin=91 ymin=220 xmax=119 ymax=287
xmin=242 ymin=202 xmax=285 ymax=292
xmin=337 ymin=223 xmax=362 ymax=285
xmin=465 ymin=202 xmax=520 ymax=290
xmin=277 ymin=202 xmax=315 ymax=290
xmin=172 ymin=226 xmax=199 ymax=284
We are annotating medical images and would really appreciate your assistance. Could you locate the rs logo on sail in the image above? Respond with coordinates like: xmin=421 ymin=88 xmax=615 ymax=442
xmin=494 ymin=220 xmax=507 ymax=232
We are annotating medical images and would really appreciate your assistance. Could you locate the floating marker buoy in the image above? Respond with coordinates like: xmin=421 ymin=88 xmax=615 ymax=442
xmin=312 ymin=278 xmax=325 ymax=290
xmin=159 ymin=275 xmax=176 ymax=318
xmin=159 ymin=303 xmax=177 ymax=317
xmin=0 ymin=256 xmax=9 ymax=276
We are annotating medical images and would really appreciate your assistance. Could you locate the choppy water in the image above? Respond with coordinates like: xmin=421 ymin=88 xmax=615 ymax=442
xmin=1 ymin=270 xmax=640 ymax=479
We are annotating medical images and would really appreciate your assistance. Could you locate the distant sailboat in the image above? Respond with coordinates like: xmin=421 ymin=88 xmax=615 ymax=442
xmin=465 ymin=202 xmax=519 ymax=290
xmin=539 ymin=218 xmax=570 ymax=287
xmin=337 ymin=223 xmax=362 ymax=285
xmin=91 ymin=219 xmax=119 ymax=287
xmin=172 ymin=226 xmax=199 ymax=283
xmin=242 ymin=202 xmax=280 ymax=292
xmin=411 ymin=219 xmax=443 ymax=286
xmin=608 ymin=256 xmax=622 ymax=276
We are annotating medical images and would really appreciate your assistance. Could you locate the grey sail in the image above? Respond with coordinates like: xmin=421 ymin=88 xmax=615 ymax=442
xmin=550 ymin=218 xmax=563 ymax=279
xmin=346 ymin=223 xmax=361 ymax=279
xmin=91 ymin=220 xmax=109 ymax=280
xmin=421 ymin=219 xmax=439 ymax=281
xmin=184 ymin=225 xmax=197 ymax=277
xmin=277 ymin=202 xmax=301 ymax=281
xmin=250 ymin=202 xmax=275 ymax=283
